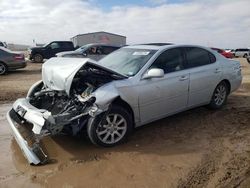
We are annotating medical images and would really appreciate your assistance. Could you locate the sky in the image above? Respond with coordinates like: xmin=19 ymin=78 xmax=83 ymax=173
xmin=0 ymin=0 xmax=249 ymax=48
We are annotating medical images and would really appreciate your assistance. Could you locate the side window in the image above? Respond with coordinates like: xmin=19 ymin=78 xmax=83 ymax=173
xmin=50 ymin=42 xmax=60 ymax=49
xmin=102 ymin=46 xmax=119 ymax=55
xmin=150 ymin=48 xmax=184 ymax=74
xmin=96 ymin=47 xmax=104 ymax=55
xmin=88 ymin=46 xmax=98 ymax=55
xmin=185 ymin=47 xmax=212 ymax=68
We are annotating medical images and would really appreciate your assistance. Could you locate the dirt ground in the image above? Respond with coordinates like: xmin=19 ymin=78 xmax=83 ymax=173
xmin=0 ymin=62 xmax=42 ymax=102
xmin=0 ymin=59 xmax=250 ymax=188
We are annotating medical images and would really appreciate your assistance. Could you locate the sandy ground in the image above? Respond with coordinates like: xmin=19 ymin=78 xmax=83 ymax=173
xmin=0 ymin=59 xmax=250 ymax=188
xmin=0 ymin=62 xmax=42 ymax=102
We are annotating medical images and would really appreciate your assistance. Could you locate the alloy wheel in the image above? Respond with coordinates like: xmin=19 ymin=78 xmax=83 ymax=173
xmin=96 ymin=114 xmax=127 ymax=144
xmin=214 ymin=85 xmax=227 ymax=106
xmin=0 ymin=63 xmax=6 ymax=75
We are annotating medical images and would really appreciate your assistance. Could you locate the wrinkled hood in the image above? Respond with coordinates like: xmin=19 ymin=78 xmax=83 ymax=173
xmin=42 ymin=57 xmax=127 ymax=95
xmin=42 ymin=57 xmax=95 ymax=94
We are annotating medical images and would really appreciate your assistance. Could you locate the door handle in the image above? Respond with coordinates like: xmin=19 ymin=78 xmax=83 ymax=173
xmin=215 ymin=68 xmax=222 ymax=73
xmin=179 ymin=76 xmax=189 ymax=81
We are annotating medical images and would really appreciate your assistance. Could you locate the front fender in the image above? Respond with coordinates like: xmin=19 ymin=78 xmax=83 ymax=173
xmin=93 ymin=83 xmax=119 ymax=110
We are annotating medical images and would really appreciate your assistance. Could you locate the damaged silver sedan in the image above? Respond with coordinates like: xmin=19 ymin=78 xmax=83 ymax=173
xmin=7 ymin=44 xmax=242 ymax=165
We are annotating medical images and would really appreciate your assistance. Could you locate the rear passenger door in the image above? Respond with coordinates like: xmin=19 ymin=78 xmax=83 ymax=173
xmin=184 ymin=47 xmax=222 ymax=108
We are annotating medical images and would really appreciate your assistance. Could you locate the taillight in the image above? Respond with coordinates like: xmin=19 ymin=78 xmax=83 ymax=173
xmin=14 ymin=54 xmax=25 ymax=60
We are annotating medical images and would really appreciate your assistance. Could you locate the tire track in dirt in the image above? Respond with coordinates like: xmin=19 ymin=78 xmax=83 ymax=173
xmin=177 ymin=107 xmax=250 ymax=188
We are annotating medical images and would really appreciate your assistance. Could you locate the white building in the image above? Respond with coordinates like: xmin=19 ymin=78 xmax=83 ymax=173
xmin=71 ymin=31 xmax=126 ymax=48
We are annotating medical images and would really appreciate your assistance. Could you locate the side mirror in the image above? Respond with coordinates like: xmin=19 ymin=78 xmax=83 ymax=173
xmin=142 ymin=68 xmax=164 ymax=79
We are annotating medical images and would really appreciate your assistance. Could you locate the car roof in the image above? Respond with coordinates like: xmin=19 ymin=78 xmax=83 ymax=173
xmin=51 ymin=41 xmax=73 ymax=43
xmin=86 ymin=43 xmax=121 ymax=47
xmin=137 ymin=43 xmax=174 ymax=46
xmin=125 ymin=44 xmax=213 ymax=51
xmin=124 ymin=45 xmax=163 ymax=50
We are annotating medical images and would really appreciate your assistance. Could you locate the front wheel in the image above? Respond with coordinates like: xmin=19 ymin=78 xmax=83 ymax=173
xmin=87 ymin=105 xmax=133 ymax=147
xmin=0 ymin=62 xmax=7 ymax=75
xmin=208 ymin=81 xmax=229 ymax=109
xmin=243 ymin=54 xmax=247 ymax=58
xmin=33 ymin=54 xmax=43 ymax=63
xmin=247 ymin=58 xmax=250 ymax=64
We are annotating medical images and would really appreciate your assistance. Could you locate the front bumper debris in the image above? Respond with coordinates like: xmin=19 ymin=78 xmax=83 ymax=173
xmin=7 ymin=109 xmax=48 ymax=165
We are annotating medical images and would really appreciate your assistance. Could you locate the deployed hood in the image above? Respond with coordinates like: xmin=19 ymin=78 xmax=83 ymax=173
xmin=42 ymin=57 xmax=93 ymax=94
xmin=42 ymin=57 xmax=127 ymax=95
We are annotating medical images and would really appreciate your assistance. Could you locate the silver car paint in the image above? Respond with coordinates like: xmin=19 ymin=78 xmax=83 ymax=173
xmin=7 ymin=44 xmax=242 ymax=164
xmin=23 ymin=44 xmax=243 ymax=128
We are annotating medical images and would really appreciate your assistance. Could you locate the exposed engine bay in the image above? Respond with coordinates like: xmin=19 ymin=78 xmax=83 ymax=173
xmin=29 ymin=63 xmax=125 ymax=136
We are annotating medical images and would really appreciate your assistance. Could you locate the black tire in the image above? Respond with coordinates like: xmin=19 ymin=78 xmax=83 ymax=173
xmin=33 ymin=54 xmax=43 ymax=63
xmin=208 ymin=81 xmax=229 ymax=109
xmin=0 ymin=62 xmax=8 ymax=75
xmin=247 ymin=58 xmax=250 ymax=64
xmin=87 ymin=105 xmax=133 ymax=147
xmin=243 ymin=54 xmax=247 ymax=58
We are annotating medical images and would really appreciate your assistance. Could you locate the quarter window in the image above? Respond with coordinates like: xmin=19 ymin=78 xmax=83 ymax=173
xmin=185 ymin=47 xmax=214 ymax=68
xmin=150 ymin=48 xmax=184 ymax=74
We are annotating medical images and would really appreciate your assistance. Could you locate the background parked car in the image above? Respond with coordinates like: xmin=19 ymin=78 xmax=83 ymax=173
xmin=0 ymin=41 xmax=7 ymax=48
xmin=247 ymin=55 xmax=250 ymax=63
xmin=211 ymin=47 xmax=233 ymax=58
xmin=233 ymin=48 xmax=250 ymax=58
xmin=56 ymin=43 xmax=120 ymax=61
xmin=28 ymin=41 xmax=75 ymax=63
xmin=0 ymin=47 xmax=26 ymax=75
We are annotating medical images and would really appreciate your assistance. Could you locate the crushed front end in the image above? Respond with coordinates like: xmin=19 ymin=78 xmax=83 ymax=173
xmin=7 ymin=58 xmax=125 ymax=165
xmin=7 ymin=89 xmax=98 ymax=165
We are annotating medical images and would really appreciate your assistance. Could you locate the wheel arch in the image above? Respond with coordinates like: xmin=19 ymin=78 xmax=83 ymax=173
xmin=218 ymin=79 xmax=231 ymax=94
xmin=0 ymin=60 xmax=7 ymax=66
xmin=33 ymin=52 xmax=44 ymax=59
xmin=111 ymin=97 xmax=135 ymax=127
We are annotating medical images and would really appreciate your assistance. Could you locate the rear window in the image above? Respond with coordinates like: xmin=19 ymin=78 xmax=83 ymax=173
xmin=102 ymin=46 xmax=119 ymax=55
xmin=185 ymin=47 xmax=215 ymax=68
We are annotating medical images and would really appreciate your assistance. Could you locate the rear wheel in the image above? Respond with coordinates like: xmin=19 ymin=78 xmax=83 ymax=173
xmin=208 ymin=81 xmax=229 ymax=109
xmin=33 ymin=54 xmax=43 ymax=63
xmin=0 ymin=62 xmax=7 ymax=75
xmin=87 ymin=105 xmax=133 ymax=147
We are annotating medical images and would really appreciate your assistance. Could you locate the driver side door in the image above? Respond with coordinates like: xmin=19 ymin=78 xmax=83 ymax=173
xmin=137 ymin=48 xmax=190 ymax=124
xmin=47 ymin=42 xmax=61 ymax=58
